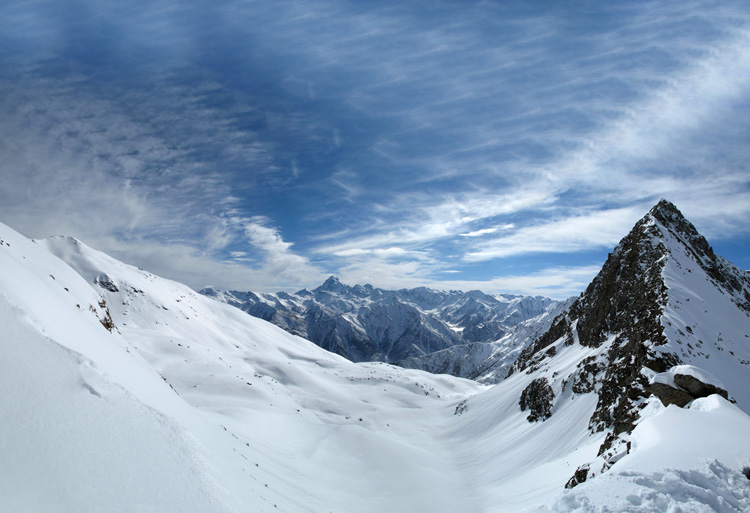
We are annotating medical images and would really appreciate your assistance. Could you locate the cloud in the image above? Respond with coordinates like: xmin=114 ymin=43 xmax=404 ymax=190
xmin=0 ymin=0 xmax=748 ymax=296
xmin=459 ymin=227 xmax=498 ymax=237
xmin=310 ymin=2 xmax=750 ymax=270
xmin=464 ymin=207 xmax=646 ymax=261
xmin=335 ymin=256 xmax=601 ymax=300
xmin=242 ymin=219 xmax=326 ymax=288
xmin=314 ymin=187 xmax=558 ymax=256
xmin=332 ymin=247 xmax=411 ymax=258
xmin=470 ymin=265 xmax=603 ymax=299
xmin=459 ymin=224 xmax=514 ymax=237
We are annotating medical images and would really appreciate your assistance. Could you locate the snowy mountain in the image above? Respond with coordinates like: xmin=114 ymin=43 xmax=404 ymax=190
xmin=492 ymin=199 xmax=750 ymax=490
xmin=2 ymin=199 xmax=750 ymax=512
xmin=201 ymin=278 xmax=558 ymax=365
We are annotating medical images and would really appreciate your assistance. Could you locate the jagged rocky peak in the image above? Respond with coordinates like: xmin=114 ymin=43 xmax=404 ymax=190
xmin=507 ymin=199 xmax=750 ymax=467
xmin=650 ymin=199 xmax=750 ymax=311
xmin=650 ymin=199 xmax=712 ymax=254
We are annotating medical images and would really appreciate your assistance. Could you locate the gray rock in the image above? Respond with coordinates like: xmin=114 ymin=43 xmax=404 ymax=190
xmin=520 ymin=377 xmax=555 ymax=422
xmin=646 ymin=382 xmax=695 ymax=407
xmin=673 ymin=373 xmax=729 ymax=400
xmin=565 ymin=464 xmax=590 ymax=489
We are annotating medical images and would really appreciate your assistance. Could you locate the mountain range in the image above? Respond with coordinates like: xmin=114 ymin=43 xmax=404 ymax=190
xmin=2 ymin=199 xmax=749 ymax=512
xmin=201 ymin=278 xmax=560 ymax=382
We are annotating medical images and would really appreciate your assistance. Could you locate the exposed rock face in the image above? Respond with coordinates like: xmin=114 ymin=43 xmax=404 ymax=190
xmin=519 ymin=377 xmax=555 ymax=422
xmin=565 ymin=464 xmax=590 ymax=489
xmin=95 ymin=274 xmax=119 ymax=292
xmin=510 ymin=200 xmax=680 ymax=435
xmin=202 ymin=278 xmax=558 ymax=365
xmin=673 ymin=374 xmax=728 ymax=400
xmin=646 ymin=382 xmax=695 ymax=407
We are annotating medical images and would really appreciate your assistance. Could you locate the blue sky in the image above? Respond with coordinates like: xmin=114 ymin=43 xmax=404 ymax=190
xmin=1 ymin=0 xmax=749 ymax=298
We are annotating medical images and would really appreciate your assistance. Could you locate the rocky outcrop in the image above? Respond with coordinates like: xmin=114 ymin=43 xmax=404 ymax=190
xmin=646 ymin=382 xmax=695 ymax=407
xmin=510 ymin=201 xmax=679 ymax=436
xmin=673 ymin=373 xmax=728 ymax=400
xmin=95 ymin=274 xmax=119 ymax=292
xmin=519 ymin=377 xmax=555 ymax=422
xmin=565 ymin=464 xmax=590 ymax=489
xmin=648 ymin=367 xmax=730 ymax=407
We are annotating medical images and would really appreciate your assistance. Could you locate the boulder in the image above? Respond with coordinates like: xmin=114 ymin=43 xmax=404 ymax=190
xmin=646 ymin=382 xmax=694 ymax=407
xmin=673 ymin=373 xmax=729 ymax=400
xmin=648 ymin=367 xmax=731 ymax=407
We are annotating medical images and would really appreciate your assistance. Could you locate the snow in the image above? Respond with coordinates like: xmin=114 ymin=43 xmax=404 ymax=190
xmin=439 ymin=340 xmax=615 ymax=512
xmin=0 ymin=228 xmax=237 ymax=512
xmin=3 ymin=226 xmax=485 ymax=512
xmin=538 ymin=396 xmax=750 ymax=513
xmin=656 ymin=216 xmax=750 ymax=411
xmin=1 ymin=209 xmax=750 ymax=513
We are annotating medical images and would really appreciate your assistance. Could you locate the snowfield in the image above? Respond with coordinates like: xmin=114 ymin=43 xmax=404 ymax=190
xmin=1 ymin=206 xmax=750 ymax=513
xmin=540 ymin=396 xmax=750 ymax=513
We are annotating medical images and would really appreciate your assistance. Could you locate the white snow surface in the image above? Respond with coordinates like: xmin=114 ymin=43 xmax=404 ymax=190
xmin=655 ymin=216 xmax=750 ymax=411
xmin=0 ymin=219 xmax=749 ymax=513
xmin=537 ymin=397 xmax=750 ymax=513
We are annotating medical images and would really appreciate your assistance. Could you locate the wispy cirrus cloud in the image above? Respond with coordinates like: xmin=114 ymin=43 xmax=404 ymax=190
xmin=304 ymin=1 xmax=750 ymax=278
xmin=463 ymin=207 xmax=646 ymax=262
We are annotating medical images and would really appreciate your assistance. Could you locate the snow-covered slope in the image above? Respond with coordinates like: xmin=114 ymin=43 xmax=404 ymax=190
xmin=23 ymin=230 xmax=485 ymax=513
xmin=201 ymin=277 xmax=557 ymax=365
xmin=0 ymin=225 xmax=238 ymax=512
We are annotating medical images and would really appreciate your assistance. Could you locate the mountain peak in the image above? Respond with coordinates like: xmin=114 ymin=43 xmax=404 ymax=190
xmin=315 ymin=275 xmax=347 ymax=293
xmin=645 ymin=199 xmax=712 ymax=254
xmin=649 ymin=198 xmax=681 ymax=218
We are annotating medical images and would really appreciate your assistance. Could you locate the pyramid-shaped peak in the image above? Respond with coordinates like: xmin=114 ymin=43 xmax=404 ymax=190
xmin=315 ymin=275 xmax=348 ymax=293
xmin=648 ymin=199 xmax=689 ymax=227
xmin=650 ymin=198 xmax=680 ymax=216
xmin=642 ymin=199 xmax=714 ymax=260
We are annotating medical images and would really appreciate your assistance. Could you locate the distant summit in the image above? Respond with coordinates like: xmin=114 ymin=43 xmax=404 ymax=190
xmin=314 ymin=275 xmax=348 ymax=293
